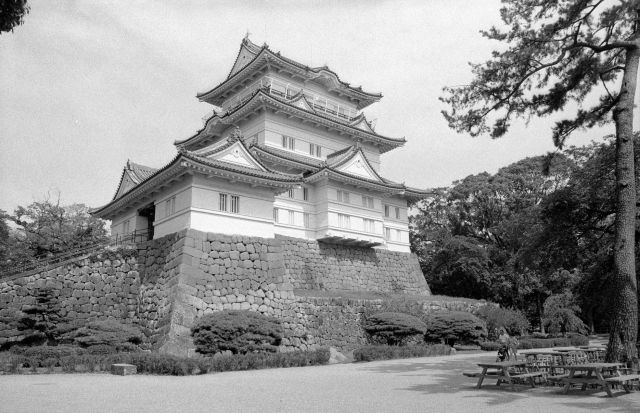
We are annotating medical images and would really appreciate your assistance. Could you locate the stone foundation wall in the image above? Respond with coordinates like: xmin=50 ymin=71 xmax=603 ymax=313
xmin=0 ymin=251 xmax=140 ymax=346
xmin=278 ymin=236 xmax=430 ymax=295
xmin=1 ymin=229 xmax=491 ymax=355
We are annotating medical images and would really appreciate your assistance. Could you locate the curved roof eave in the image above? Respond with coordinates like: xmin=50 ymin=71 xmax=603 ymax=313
xmin=178 ymin=89 xmax=405 ymax=152
xmin=197 ymin=45 xmax=382 ymax=108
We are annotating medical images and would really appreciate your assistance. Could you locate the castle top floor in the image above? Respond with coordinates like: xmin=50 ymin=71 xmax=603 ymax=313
xmin=197 ymin=37 xmax=382 ymax=118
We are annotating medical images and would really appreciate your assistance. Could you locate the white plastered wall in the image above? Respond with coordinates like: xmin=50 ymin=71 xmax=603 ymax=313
xmin=261 ymin=111 xmax=381 ymax=170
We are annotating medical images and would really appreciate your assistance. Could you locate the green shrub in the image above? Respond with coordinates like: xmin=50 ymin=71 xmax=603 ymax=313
xmin=568 ymin=333 xmax=589 ymax=346
xmin=353 ymin=344 xmax=451 ymax=362
xmin=62 ymin=319 xmax=144 ymax=350
xmin=10 ymin=345 xmax=83 ymax=367
xmin=476 ymin=306 xmax=530 ymax=339
xmin=1 ymin=348 xmax=331 ymax=375
xmin=542 ymin=293 xmax=588 ymax=335
xmin=363 ymin=312 xmax=427 ymax=345
xmin=517 ymin=337 xmax=571 ymax=349
xmin=191 ymin=311 xmax=283 ymax=355
xmin=479 ymin=341 xmax=502 ymax=351
xmin=423 ymin=311 xmax=487 ymax=346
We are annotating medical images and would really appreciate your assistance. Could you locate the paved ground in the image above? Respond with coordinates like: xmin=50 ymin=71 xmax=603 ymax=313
xmin=1 ymin=351 xmax=639 ymax=413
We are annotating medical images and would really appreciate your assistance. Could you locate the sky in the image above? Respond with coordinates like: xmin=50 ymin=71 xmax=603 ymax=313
xmin=0 ymin=0 xmax=632 ymax=214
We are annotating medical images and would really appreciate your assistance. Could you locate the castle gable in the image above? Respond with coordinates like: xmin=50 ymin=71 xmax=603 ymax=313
xmin=334 ymin=150 xmax=382 ymax=182
xmin=207 ymin=140 xmax=266 ymax=171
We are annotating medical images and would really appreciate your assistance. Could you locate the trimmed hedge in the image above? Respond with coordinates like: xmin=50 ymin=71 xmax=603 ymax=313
xmin=353 ymin=344 xmax=452 ymax=362
xmin=363 ymin=312 xmax=427 ymax=345
xmin=423 ymin=311 xmax=487 ymax=346
xmin=191 ymin=311 xmax=283 ymax=355
xmin=480 ymin=335 xmax=589 ymax=351
xmin=1 ymin=348 xmax=331 ymax=375
xmin=61 ymin=319 xmax=144 ymax=350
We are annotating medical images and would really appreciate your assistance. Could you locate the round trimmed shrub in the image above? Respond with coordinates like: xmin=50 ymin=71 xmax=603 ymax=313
xmin=62 ymin=319 xmax=144 ymax=351
xmin=423 ymin=311 xmax=487 ymax=346
xmin=363 ymin=312 xmax=427 ymax=346
xmin=191 ymin=310 xmax=283 ymax=355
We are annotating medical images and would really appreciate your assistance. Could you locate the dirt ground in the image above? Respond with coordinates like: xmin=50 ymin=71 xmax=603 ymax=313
xmin=1 ymin=350 xmax=639 ymax=413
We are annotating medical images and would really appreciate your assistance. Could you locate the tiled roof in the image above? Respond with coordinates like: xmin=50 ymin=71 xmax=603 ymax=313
xmin=250 ymin=144 xmax=323 ymax=169
xmin=127 ymin=161 xmax=158 ymax=183
xmin=198 ymin=38 xmax=382 ymax=108
xmin=176 ymin=89 xmax=405 ymax=151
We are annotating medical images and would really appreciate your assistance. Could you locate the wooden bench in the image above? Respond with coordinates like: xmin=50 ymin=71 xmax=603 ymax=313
xmin=605 ymin=374 xmax=640 ymax=393
xmin=507 ymin=371 xmax=547 ymax=387
xmin=463 ymin=371 xmax=500 ymax=378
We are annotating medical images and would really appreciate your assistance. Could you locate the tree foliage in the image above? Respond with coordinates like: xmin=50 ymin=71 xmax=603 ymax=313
xmin=440 ymin=0 xmax=640 ymax=363
xmin=423 ymin=311 xmax=487 ymax=346
xmin=542 ymin=292 xmax=589 ymax=336
xmin=0 ymin=0 xmax=29 ymax=33
xmin=17 ymin=287 xmax=67 ymax=345
xmin=362 ymin=312 xmax=427 ymax=346
xmin=411 ymin=138 xmax=640 ymax=342
xmin=191 ymin=311 xmax=283 ymax=355
xmin=1 ymin=197 xmax=109 ymax=271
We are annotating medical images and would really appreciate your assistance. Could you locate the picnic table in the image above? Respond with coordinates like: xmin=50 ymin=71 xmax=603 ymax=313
xmin=474 ymin=360 xmax=546 ymax=390
xmin=557 ymin=362 xmax=629 ymax=397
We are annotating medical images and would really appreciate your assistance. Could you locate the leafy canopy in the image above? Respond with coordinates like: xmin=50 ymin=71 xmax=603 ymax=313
xmin=441 ymin=0 xmax=638 ymax=147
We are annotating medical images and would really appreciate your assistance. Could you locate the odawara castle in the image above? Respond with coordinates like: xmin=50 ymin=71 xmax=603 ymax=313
xmin=93 ymin=37 xmax=429 ymax=253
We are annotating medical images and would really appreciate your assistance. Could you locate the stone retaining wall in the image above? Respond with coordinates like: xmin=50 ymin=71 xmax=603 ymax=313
xmin=1 ymin=229 xmax=490 ymax=355
xmin=278 ymin=236 xmax=429 ymax=295
xmin=0 ymin=251 xmax=140 ymax=346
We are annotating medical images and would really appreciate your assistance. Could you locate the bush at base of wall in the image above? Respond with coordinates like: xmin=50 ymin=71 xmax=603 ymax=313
xmin=353 ymin=344 xmax=452 ymax=362
xmin=1 ymin=348 xmax=331 ymax=375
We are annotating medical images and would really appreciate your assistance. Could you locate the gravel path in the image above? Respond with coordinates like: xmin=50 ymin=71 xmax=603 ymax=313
xmin=1 ymin=351 xmax=639 ymax=413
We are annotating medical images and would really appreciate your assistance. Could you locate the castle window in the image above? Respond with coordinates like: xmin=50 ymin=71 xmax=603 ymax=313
xmin=288 ymin=189 xmax=295 ymax=199
xmin=219 ymin=193 xmax=228 ymax=212
xmin=310 ymin=143 xmax=322 ymax=158
xmin=396 ymin=229 xmax=402 ymax=241
xmin=395 ymin=207 xmax=400 ymax=219
xmin=337 ymin=190 xmax=349 ymax=203
xmin=338 ymin=214 xmax=350 ymax=229
xmin=362 ymin=196 xmax=374 ymax=209
xmin=384 ymin=205 xmax=390 ymax=217
xmin=165 ymin=196 xmax=175 ymax=217
xmin=363 ymin=218 xmax=375 ymax=233
xmin=288 ymin=210 xmax=295 ymax=225
xmin=123 ymin=219 xmax=130 ymax=234
xmin=384 ymin=227 xmax=391 ymax=240
xmin=230 ymin=195 xmax=240 ymax=214
xmin=303 ymin=187 xmax=309 ymax=201
xmin=282 ymin=135 xmax=295 ymax=151
xmin=303 ymin=212 xmax=311 ymax=228
xmin=273 ymin=208 xmax=279 ymax=223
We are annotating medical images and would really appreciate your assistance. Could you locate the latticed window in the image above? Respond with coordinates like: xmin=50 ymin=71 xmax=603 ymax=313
xmin=362 ymin=196 xmax=374 ymax=209
xmin=273 ymin=208 xmax=279 ymax=223
xmin=288 ymin=189 xmax=295 ymax=199
xmin=395 ymin=207 xmax=400 ymax=219
xmin=230 ymin=195 xmax=240 ymax=214
xmin=303 ymin=212 xmax=311 ymax=228
xmin=338 ymin=214 xmax=350 ymax=229
xmin=288 ymin=210 xmax=295 ymax=225
xmin=165 ymin=196 xmax=175 ymax=217
xmin=303 ymin=187 xmax=309 ymax=201
xmin=363 ymin=218 xmax=375 ymax=233
xmin=219 ymin=193 xmax=228 ymax=211
xmin=384 ymin=227 xmax=391 ymax=240
xmin=282 ymin=135 xmax=295 ymax=150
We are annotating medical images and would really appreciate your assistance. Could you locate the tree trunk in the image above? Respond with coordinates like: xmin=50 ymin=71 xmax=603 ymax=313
xmin=537 ymin=294 xmax=545 ymax=334
xmin=606 ymin=43 xmax=640 ymax=365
